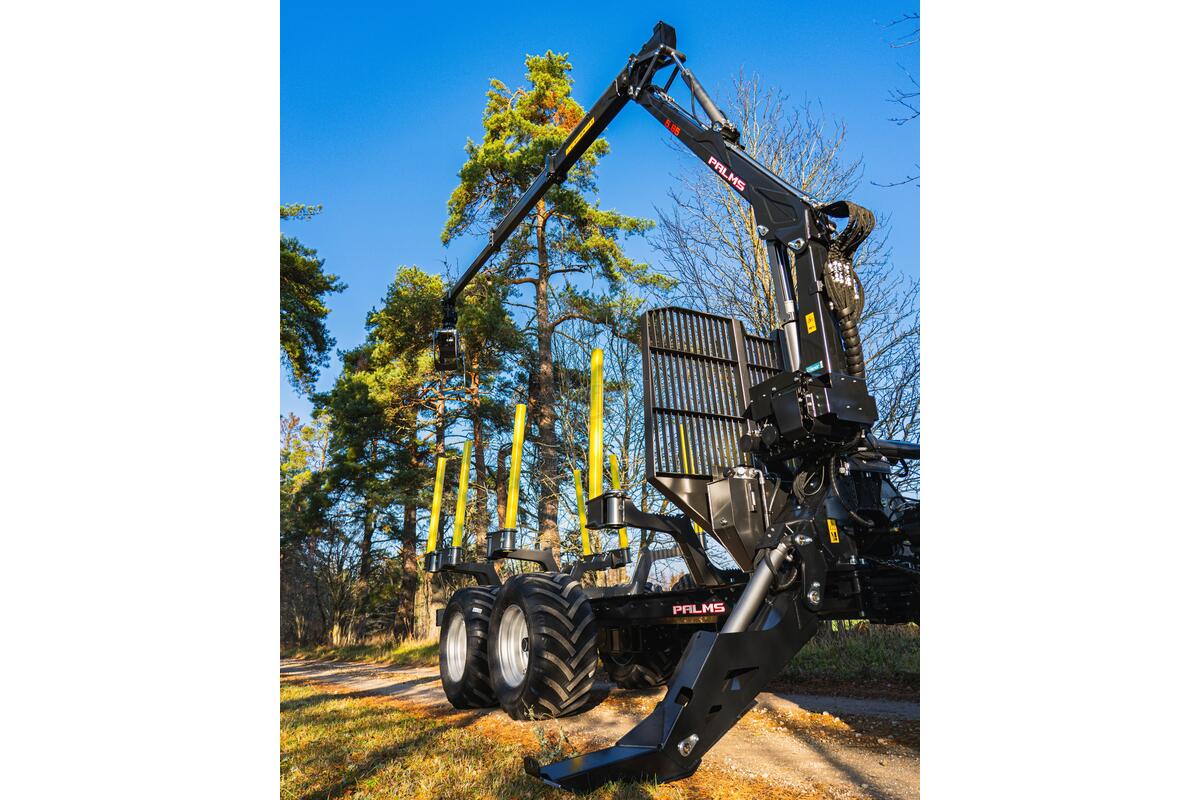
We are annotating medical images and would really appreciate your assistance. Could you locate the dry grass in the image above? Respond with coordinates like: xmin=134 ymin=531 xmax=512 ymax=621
xmin=280 ymin=679 xmax=836 ymax=800
xmin=282 ymin=637 xmax=439 ymax=669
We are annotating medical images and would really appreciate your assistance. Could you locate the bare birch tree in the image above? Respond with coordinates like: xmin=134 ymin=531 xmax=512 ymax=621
xmin=651 ymin=72 xmax=919 ymax=469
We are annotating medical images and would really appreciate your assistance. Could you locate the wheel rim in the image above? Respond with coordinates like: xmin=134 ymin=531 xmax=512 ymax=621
xmin=496 ymin=604 xmax=530 ymax=688
xmin=445 ymin=613 xmax=467 ymax=682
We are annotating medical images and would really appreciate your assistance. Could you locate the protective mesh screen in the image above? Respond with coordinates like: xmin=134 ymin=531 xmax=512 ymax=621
xmin=642 ymin=307 xmax=781 ymax=479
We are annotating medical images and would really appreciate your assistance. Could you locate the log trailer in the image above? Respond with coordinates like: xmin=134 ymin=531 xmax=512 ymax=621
xmin=422 ymin=21 xmax=919 ymax=793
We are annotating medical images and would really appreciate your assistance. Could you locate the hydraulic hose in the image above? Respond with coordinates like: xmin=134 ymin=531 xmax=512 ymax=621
xmin=824 ymin=254 xmax=865 ymax=378
xmin=837 ymin=307 xmax=866 ymax=379
xmin=819 ymin=201 xmax=874 ymax=379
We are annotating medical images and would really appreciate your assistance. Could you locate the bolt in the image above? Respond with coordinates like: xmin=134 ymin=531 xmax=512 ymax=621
xmin=807 ymin=582 xmax=822 ymax=606
xmin=756 ymin=225 xmax=769 ymax=237
xmin=788 ymin=238 xmax=807 ymax=252
xmin=678 ymin=734 xmax=700 ymax=757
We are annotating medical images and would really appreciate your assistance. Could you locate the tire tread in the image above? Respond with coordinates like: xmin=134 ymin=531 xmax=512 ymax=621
xmin=439 ymin=585 xmax=499 ymax=709
xmin=489 ymin=572 xmax=598 ymax=720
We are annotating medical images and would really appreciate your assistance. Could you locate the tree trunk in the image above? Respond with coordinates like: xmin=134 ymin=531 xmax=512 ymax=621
xmin=495 ymin=442 xmax=512 ymax=529
xmin=531 ymin=201 xmax=560 ymax=560
xmin=431 ymin=378 xmax=447 ymax=549
xmin=357 ymin=501 xmax=375 ymax=640
xmin=310 ymin=540 xmax=328 ymax=643
xmin=360 ymin=505 xmax=375 ymax=583
xmin=395 ymin=501 xmax=420 ymax=638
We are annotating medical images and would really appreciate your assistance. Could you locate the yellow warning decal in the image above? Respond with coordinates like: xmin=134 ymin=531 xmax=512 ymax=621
xmin=805 ymin=312 xmax=817 ymax=334
xmin=826 ymin=518 xmax=840 ymax=544
xmin=564 ymin=117 xmax=595 ymax=157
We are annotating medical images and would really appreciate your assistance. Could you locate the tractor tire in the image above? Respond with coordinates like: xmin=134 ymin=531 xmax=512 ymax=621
xmin=602 ymin=645 xmax=680 ymax=689
xmin=487 ymin=572 xmax=598 ymax=720
xmin=439 ymin=585 xmax=499 ymax=709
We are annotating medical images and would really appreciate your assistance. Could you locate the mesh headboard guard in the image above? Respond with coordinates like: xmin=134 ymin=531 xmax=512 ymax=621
xmin=640 ymin=306 xmax=782 ymax=529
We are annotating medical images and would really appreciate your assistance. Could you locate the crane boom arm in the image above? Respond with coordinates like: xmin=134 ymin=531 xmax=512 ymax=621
xmin=438 ymin=20 xmax=871 ymax=379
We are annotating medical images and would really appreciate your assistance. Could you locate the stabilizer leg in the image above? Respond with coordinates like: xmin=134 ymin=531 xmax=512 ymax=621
xmin=529 ymin=581 xmax=819 ymax=792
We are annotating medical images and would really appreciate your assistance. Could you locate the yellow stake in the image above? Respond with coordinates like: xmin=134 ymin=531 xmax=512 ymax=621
xmin=425 ymin=456 xmax=447 ymax=553
xmin=677 ymin=422 xmax=691 ymax=475
xmin=678 ymin=424 xmax=705 ymax=538
xmin=504 ymin=404 xmax=526 ymax=530
xmin=573 ymin=468 xmax=592 ymax=556
xmin=451 ymin=441 xmax=472 ymax=548
xmin=608 ymin=453 xmax=629 ymax=550
xmin=588 ymin=348 xmax=604 ymax=501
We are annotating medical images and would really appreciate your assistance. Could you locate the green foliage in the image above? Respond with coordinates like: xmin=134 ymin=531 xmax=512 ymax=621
xmin=280 ymin=412 xmax=335 ymax=548
xmin=280 ymin=202 xmax=322 ymax=220
xmin=442 ymin=51 xmax=669 ymax=335
xmin=280 ymin=411 xmax=331 ymax=492
xmin=367 ymin=266 xmax=444 ymax=364
xmin=280 ymin=203 xmax=345 ymax=394
xmin=355 ymin=266 xmax=451 ymax=490
xmin=361 ymin=267 xmax=519 ymax=539
xmin=318 ymin=346 xmax=404 ymax=516
xmin=441 ymin=52 xmax=596 ymax=242
xmin=456 ymin=269 xmax=524 ymax=383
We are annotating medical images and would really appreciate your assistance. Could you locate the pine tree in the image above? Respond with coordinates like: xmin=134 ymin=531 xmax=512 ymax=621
xmin=280 ymin=204 xmax=345 ymax=394
xmin=442 ymin=52 xmax=668 ymax=557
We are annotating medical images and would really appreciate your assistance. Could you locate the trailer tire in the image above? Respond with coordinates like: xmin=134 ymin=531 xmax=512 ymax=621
xmin=488 ymin=572 xmax=598 ymax=720
xmin=439 ymin=585 xmax=499 ymax=709
xmin=602 ymin=645 xmax=679 ymax=689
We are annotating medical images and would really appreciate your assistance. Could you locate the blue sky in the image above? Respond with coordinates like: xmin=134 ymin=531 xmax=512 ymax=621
xmin=281 ymin=1 xmax=919 ymax=418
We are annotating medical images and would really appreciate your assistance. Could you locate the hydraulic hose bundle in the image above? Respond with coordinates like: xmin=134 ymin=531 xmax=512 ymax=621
xmin=818 ymin=201 xmax=875 ymax=378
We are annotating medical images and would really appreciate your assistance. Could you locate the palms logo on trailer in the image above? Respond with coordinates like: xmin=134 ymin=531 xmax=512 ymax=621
xmin=672 ymin=601 xmax=727 ymax=616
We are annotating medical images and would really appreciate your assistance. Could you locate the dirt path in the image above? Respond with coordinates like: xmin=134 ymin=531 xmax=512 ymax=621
xmin=281 ymin=659 xmax=919 ymax=800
